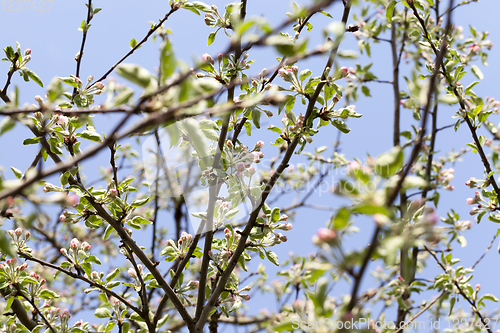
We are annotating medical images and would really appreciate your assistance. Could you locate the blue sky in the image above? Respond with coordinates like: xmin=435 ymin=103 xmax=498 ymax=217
xmin=2 ymin=0 xmax=500 ymax=330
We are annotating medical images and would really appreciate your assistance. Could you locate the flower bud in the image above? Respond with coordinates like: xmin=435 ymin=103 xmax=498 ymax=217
xmin=24 ymin=48 xmax=31 ymax=56
xmin=312 ymin=228 xmax=337 ymax=245
xmin=201 ymin=53 xmax=214 ymax=65
xmin=127 ymin=267 xmax=137 ymax=279
xmin=14 ymin=228 xmax=23 ymax=237
xmin=70 ymin=238 xmax=80 ymax=250
xmin=81 ymin=242 xmax=91 ymax=251
xmin=340 ymin=66 xmax=349 ymax=78
xmin=279 ymin=214 xmax=289 ymax=222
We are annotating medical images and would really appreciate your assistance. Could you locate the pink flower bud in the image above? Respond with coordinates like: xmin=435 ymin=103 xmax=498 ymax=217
xmin=59 ymin=214 xmax=66 ymax=223
xmin=25 ymin=48 xmax=31 ymax=55
xmin=246 ymin=166 xmax=256 ymax=176
xmin=256 ymin=141 xmax=264 ymax=149
xmin=236 ymin=163 xmax=245 ymax=172
xmin=57 ymin=115 xmax=68 ymax=127
xmin=340 ymin=67 xmax=349 ymax=78
xmin=95 ymin=82 xmax=105 ymax=90
xmin=34 ymin=95 xmax=43 ymax=103
xmin=201 ymin=53 xmax=214 ymax=65
xmin=70 ymin=238 xmax=80 ymax=249
xmin=278 ymin=67 xmax=286 ymax=77
xmin=61 ymin=309 xmax=71 ymax=319
xmin=14 ymin=228 xmax=22 ymax=237
xmin=127 ymin=267 xmax=137 ymax=279
xmin=313 ymin=228 xmax=337 ymax=245
xmin=81 ymin=242 xmax=91 ymax=251
xmin=65 ymin=195 xmax=78 ymax=207
xmin=284 ymin=223 xmax=293 ymax=231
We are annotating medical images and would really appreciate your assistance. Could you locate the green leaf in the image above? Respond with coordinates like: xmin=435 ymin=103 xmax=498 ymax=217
xmin=59 ymin=77 xmax=79 ymax=88
xmin=94 ymin=307 xmax=111 ymax=318
xmin=112 ymin=88 xmax=134 ymax=106
xmin=5 ymin=297 xmax=14 ymax=312
xmin=332 ymin=207 xmax=350 ymax=230
xmin=106 ymin=268 xmax=120 ymax=282
xmin=361 ymin=85 xmax=371 ymax=97
xmin=375 ymin=146 xmax=404 ymax=177
xmin=251 ymin=109 xmax=261 ymax=129
xmin=208 ymin=32 xmax=216 ymax=46
xmin=265 ymin=250 xmax=279 ymax=266
xmin=182 ymin=118 xmax=210 ymax=170
xmin=0 ymin=117 xmax=16 ymax=135
xmin=23 ymin=137 xmax=41 ymax=145
xmin=267 ymin=125 xmax=283 ymax=134
xmin=131 ymin=216 xmax=152 ymax=224
xmin=130 ymin=38 xmax=137 ymax=48
xmin=478 ymin=134 xmax=487 ymax=146
xmin=0 ymin=232 xmax=15 ymax=257
xmin=10 ymin=167 xmax=22 ymax=179
xmin=104 ymin=225 xmax=114 ymax=240
xmin=3 ymin=46 xmax=15 ymax=60
xmin=160 ymin=39 xmax=176 ymax=82
xmin=471 ymin=65 xmax=484 ymax=80
xmin=26 ymin=69 xmax=44 ymax=87
xmin=131 ymin=197 xmax=149 ymax=207
xmin=78 ymin=130 xmax=103 ymax=142
xmin=481 ymin=294 xmax=499 ymax=302
xmin=270 ymin=318 xmax=297 ymax=332
xmin=331 ymin=119 xmax=351 ymax=133
xmin=85 ymin=255 xmax=102 ymax=265
xmin=386 ymin=0 xmax=397 ymax=22
xmin=271 ymin=207 xmax=280 ymax=223
xmin=39 ymin=289 xmax=60 ymax=299
xmin=116 ymin=63 xmax=152 ymax=88
xmin=68 ymin=185 xmax=87 ymax=197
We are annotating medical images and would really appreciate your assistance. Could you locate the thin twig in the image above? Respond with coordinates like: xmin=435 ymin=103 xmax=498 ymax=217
xmin=19 ymin=253 xmax=141 ymax=314
xmin=424 ymin=245 xmax=493 ymax=333
xmin=394 ymin=290 xmax=446 ymax=333
xmin=72 ymin=0 xmax=93 ymax=102
xmin=89 ymin=6 xmax=178 ymax=88
xmin=16 ymin=286 xmax=56 ymax=333
xmin=470 ymin=233 xmax=497 ymax=270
